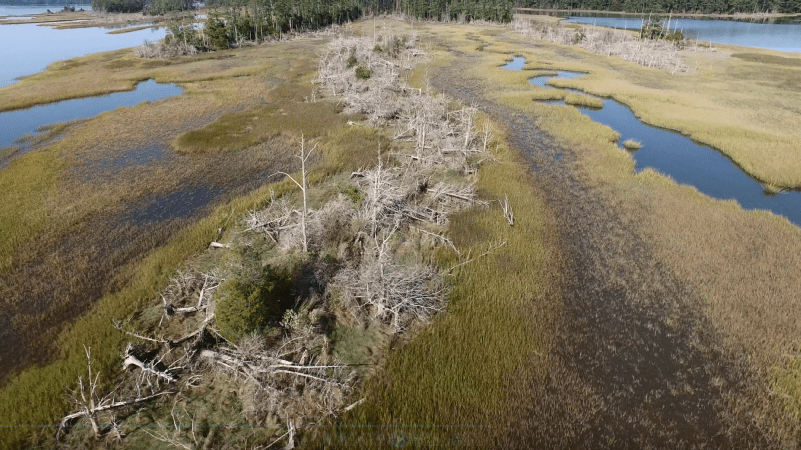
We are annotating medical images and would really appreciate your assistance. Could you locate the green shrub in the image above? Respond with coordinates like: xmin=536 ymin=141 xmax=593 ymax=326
xmin=355 ymin=66 xmax=372 ymax=80
xmin=215 ymin=264 xmax=294 ymax=342
xmin=346 ymin=55 xmax=358 ymax=68
xmin=640 ymin=21 xmax=684 ymax=46
xmin=341 ymin=185 xmax=365 ymax=208
xmin=373 ymin=44 xmax=383 ymax=53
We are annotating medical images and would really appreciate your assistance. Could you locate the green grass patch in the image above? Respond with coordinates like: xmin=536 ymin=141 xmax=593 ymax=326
xmin=731 ymin=52 xmax=801 ymax=67
xmin=774 ymin=358 xmax=801 ymax=421
xmin=0 ymin=149 xmax=64 ymax=272
xmin=172 ymin=102 xmax=349 ymax=154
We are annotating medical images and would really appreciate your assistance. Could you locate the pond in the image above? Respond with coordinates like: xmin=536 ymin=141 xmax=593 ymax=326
xmin=0 ymin=79 xmax=183 ymax=151
xmin=564 ymin=16 xmax=801 ymax=53
xmin=504 ymin=57 xmax=801 ymax=227
xmin=0 ymin=21 xmax=167 ymax=88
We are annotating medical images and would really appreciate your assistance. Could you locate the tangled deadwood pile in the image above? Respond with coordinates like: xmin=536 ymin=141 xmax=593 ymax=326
xmin=511 ymin=18 xmax=692 ymax=74
xmin=57 ymin=30 xmax=510 ymax=448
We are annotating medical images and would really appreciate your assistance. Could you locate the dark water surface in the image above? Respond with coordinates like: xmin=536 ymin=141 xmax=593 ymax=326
xmin=564 ymin=16 xmax=801 ymax=52
xmin=503 ymin=57 xmax=801 ymax=227
xmin=0 ymin=79 xmax=183 ymax=150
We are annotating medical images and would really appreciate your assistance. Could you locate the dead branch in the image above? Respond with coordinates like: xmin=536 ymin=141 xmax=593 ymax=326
xmin=342 ymin=397 xmax=366 ymax=413
xmin=57 ymin=346 xmax=171 ymax=440
xmin=448 ymin=240 xmax=507 ymax=274
xmin=269 ymin=136 xmax=316 ymax=253
xmin=123 ymin=344 xmax=177 ymax=383
xmin=411 ymin=225 xmax=460 ymax=255
xmin=501 ymin=195 xmax=514 ymax=226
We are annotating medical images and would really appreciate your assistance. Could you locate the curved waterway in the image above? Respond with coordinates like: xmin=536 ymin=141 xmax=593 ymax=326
xmin=503 ymin=57 xmax=801 ymax=227
xmin=0 ymin=79 xmax=182 ymax=150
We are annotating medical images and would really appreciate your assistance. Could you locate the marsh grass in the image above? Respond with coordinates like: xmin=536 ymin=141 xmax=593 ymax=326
xmin=0 ymin=33 xmax=383 ymax=448
xmin=622 ymin=138 xmax=642 ymax=150
xmin=306 ymin=115 xmax=559 ymax=448
xmin=410 ymin=20 xmax=801 ymax=441
xmin=106 ymin=25 xmax=156 ymax=34
xmin=172 ymin=102 xmax=349 ymax=153
xmin=531 ymin=90 xmax=566 ymax=101
xmin=564 ymin=92 xmax=604 ymax=108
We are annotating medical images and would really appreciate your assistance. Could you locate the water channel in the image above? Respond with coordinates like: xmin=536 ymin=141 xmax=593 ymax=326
xmin=0 ymin=79 xmax=183 ymax=150
xmin=564 ymin=16 xmax=801 ymax=53
xmin=503 ymin=57 xmax=801 ymax=227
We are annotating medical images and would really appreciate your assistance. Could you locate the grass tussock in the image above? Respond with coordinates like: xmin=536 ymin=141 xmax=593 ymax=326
xmin=564 ymin=92 xmax=604 ymax=108
xmin=623 ymin=139 xmax=642 ymax=150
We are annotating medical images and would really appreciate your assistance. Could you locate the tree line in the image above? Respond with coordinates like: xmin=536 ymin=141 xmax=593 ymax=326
xmin=515 ymin=0 xmax=801 ymax=14
xmin=93 ymin=0 xmax=516 ymax=23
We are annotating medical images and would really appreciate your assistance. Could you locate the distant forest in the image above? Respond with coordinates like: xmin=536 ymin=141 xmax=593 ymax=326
xmin=89 ymin=0 xmax=516 ymax=22
xmin=88 ymin=0 xmax=799 ymax=20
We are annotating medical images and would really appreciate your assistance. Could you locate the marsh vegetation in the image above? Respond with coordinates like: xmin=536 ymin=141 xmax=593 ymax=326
xmin=2 ymin=7 xmax=801 ymax=449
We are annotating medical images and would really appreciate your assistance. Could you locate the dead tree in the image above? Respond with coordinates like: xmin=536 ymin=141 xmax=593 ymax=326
xmin=272 ymin=136 xmax=316 ymax=253
xmin=57 ymin=347 xmax=171 ymax=440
